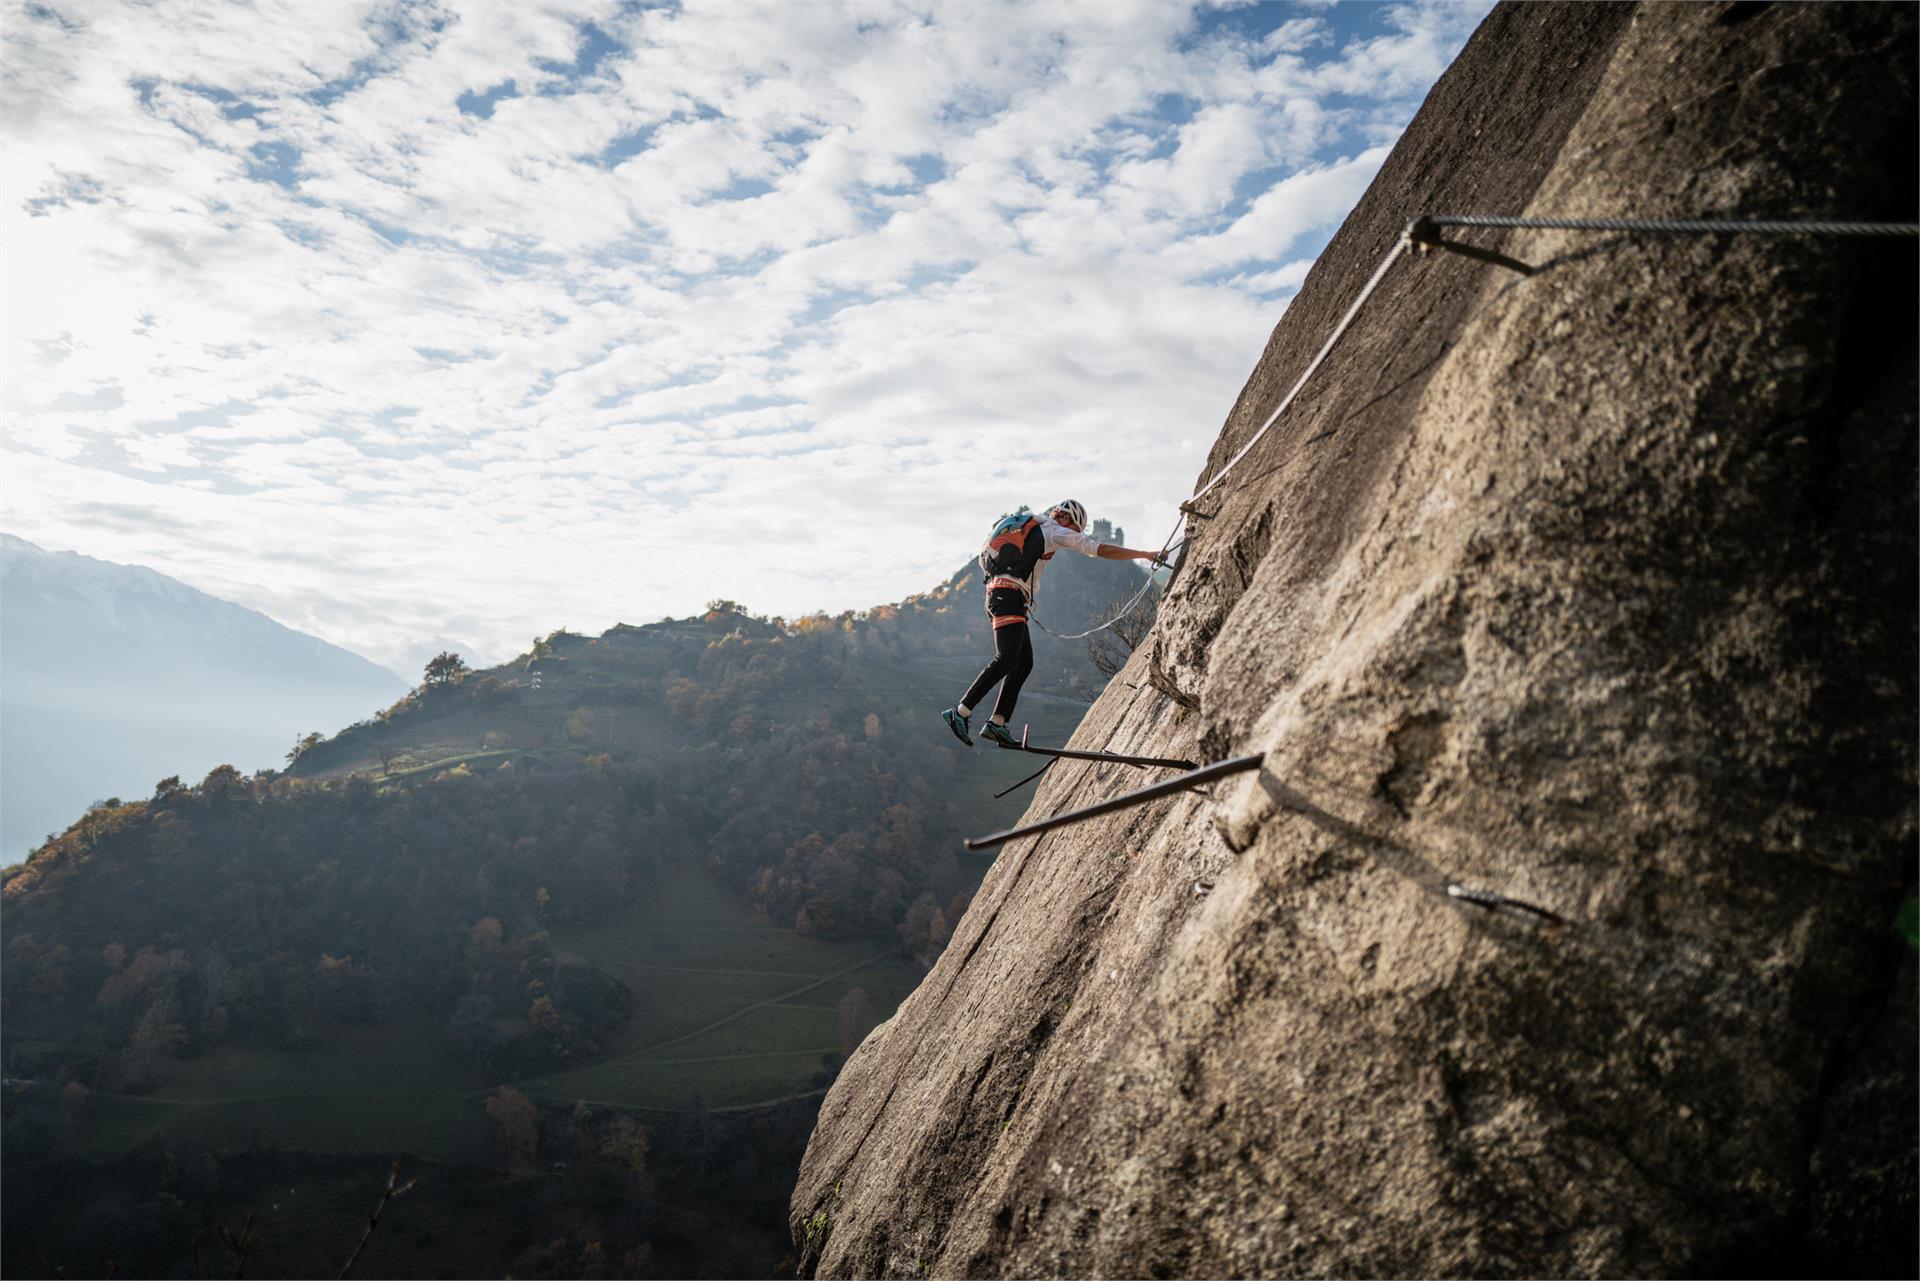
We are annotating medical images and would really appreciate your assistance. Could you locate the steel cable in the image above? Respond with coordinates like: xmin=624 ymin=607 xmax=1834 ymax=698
xmin=1424 ymin=214 xmax=1920 ymax=236
xmin=1030 ymin=214 xmax=1915 ymax=643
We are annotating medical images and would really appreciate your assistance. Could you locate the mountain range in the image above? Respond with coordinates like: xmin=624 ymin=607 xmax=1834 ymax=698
xmin=0 ymin=533 xmax=408 ymax=860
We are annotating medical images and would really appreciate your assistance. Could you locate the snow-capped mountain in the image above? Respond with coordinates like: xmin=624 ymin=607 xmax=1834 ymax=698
xmin=1 ymin=534 xmax=407 ymax=860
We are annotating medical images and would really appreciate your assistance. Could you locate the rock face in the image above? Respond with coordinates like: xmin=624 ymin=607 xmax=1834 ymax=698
xmin=792 ymin=4 xmax=1917 ymax=1277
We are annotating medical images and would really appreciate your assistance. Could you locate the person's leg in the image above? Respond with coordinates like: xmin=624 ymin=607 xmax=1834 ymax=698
xmin=960 ymin=619 xmax=1025 ymax=714
xmin=989 ymin=623 xmax=1034 ymax=723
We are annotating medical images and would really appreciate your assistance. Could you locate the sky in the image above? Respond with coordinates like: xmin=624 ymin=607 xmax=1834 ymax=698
xmin=2 ymin=0 xmax=1491 ymax=676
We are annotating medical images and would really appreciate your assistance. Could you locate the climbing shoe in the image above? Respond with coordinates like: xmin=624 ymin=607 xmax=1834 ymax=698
xmin=981 ymin=721 xmax=1020 ymax=748
xmin=942 ymin=707 xmax=973 ymax=746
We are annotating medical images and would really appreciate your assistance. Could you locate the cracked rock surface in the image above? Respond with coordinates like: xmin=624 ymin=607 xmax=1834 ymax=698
xmin=792 ymin=4 xmax=1917 ymax=1276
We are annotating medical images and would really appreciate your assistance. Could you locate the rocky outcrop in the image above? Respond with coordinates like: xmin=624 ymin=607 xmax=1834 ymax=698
xmin=792 ymin=4 xmax=1917 ymax=1276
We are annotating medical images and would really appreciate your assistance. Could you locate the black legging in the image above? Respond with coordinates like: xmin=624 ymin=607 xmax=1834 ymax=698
xmin=961 ymin=621 xmax=1034 ymax=721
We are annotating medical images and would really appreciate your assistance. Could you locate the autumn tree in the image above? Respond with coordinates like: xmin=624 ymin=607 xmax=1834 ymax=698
xmin=314 ymin=952 xmax=370 ymax=1021
xmin=20 ymin=940 xmax=73 ymax=1001
xmin=128 ymin=1000 xmax=186 ymax=1084
xmin=423 ymin=651 xmax=470 ymax=687
xmin=199 ymin=763 xmax=246 ymax=798
xmin=97 ymin=945 xmax=188 ymax=1035
xmin=596 ymin=1114 xmax=649 ymax=1173
xmin=465 ymin=917 xmax=506 ymax=982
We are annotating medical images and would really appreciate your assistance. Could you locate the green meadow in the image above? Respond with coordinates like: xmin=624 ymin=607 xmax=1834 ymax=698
xmin=81 ymin=1014 xmax=493 ymax=1164
xmin=80 ymin=865 xmax=922 ymax=1164
xmin=528 ymin=864 xmax=923 ymax=1112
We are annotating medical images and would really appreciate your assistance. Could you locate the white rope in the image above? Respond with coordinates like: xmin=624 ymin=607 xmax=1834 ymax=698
xmin=1035 ymin=212 xmax=1914 ymax=641
xmin=1188 ymin=235 xmax=1410 ymax=507
xmin=1031 ymin=236 xmax=1414 ymax=641
xmin=1029 ymin=541 xmax=1169 ymax=641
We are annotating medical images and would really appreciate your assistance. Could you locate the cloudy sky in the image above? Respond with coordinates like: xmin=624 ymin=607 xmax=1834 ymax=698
xmin=3 ymin=0 xmax=1489 ymax=675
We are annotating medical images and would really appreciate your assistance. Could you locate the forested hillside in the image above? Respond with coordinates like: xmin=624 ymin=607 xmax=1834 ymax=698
xmin=1 ymin=534 xmax=1152 ymax=1278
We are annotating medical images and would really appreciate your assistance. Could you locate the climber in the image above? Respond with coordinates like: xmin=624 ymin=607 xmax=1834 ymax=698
xmin=942 ymin=500 xmax=1166 ymax=748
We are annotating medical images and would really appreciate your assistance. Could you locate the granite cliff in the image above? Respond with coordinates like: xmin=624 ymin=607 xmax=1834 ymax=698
xmin=793 ymin=4 xmax=1917 ymax=1276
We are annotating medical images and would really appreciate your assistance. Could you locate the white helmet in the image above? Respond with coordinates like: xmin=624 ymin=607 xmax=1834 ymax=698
xmin=1050 ymin=499 xmax=1087 ymax=530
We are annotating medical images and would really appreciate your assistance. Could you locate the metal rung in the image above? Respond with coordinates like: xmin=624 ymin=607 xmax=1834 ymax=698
xmin=989 ymin=724 xmax=1196 ymax=771
xmin=964 ymin=753 xmax=1263 ymax=851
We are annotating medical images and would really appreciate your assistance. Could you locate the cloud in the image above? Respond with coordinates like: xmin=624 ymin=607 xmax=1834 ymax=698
xmin=2 ymin=0 xmax=1491 ymax=672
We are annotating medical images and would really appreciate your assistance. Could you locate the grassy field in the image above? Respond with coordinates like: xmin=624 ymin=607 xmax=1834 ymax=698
xmin=81 ymin=1014 xmax=495 ymax=1164
xmin=84 ymin=1088 xmax=494 ymax=1166
xmin=75 ymin=866 xmax=923 ymax=1161
xmin=528 ymin=864 xmax=922 ymax=1111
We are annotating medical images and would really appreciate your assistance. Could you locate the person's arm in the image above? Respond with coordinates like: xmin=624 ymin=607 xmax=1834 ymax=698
xmin=1046 ymin=520 xmax=1167 ymax=566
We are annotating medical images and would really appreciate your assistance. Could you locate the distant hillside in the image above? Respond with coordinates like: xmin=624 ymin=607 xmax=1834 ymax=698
xmin=287 ymin=530 xmax=1154 ymax=937
xmin=0 ymin=537 xmax=1155 ymax=1277
xmin=0 ymin=534 xmax=408 ymax=860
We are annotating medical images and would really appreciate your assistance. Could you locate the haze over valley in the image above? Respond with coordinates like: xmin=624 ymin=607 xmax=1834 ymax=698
xmin=0 ymin=534 xmax=407 ymax=861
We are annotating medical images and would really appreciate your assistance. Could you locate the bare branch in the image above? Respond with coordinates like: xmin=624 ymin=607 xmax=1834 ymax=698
xmin=213 ymin=1214 xmax=257 ymax=1280
xmin=337 ymin=1157 xmax=419 ymax=1280
xmin=1086 ymin=587 xmax=1159 ymax=677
